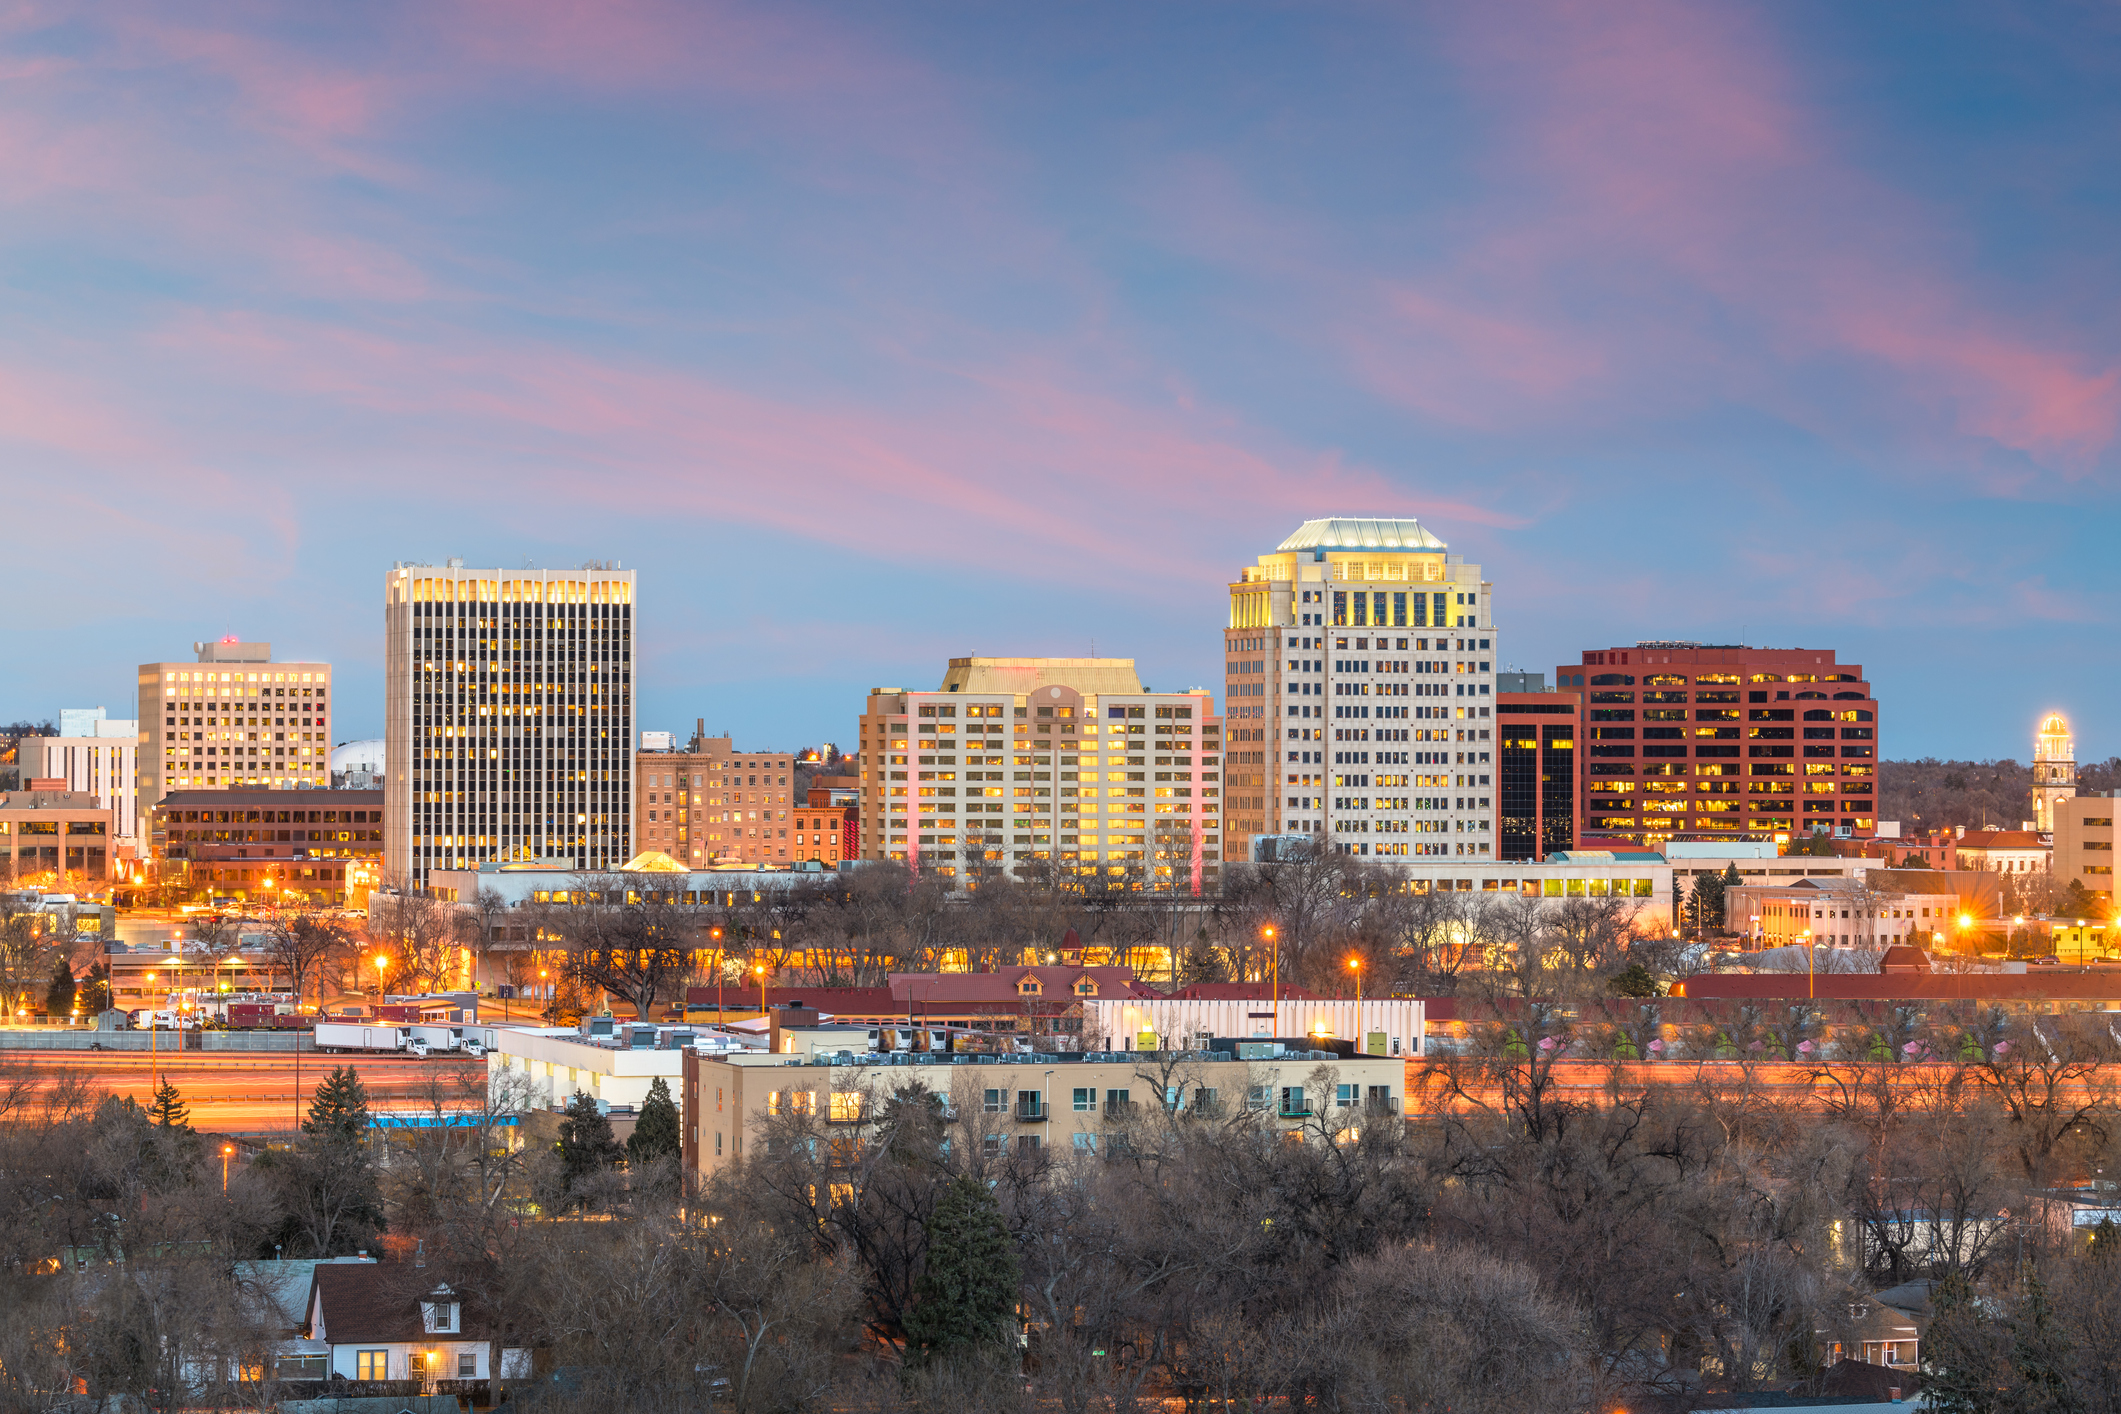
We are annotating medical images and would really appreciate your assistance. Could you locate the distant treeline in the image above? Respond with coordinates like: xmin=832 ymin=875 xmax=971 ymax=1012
xmin=1879 ymin=756 xmax=2121 ymax=830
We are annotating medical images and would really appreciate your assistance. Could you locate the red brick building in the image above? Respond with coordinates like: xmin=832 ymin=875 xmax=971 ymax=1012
xmin=1554 ymin=643 xmax=1878 ymax=848
xmin=635 ymin=721 xmax=795 ymax=866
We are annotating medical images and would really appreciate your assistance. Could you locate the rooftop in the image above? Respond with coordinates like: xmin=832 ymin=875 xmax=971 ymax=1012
xmin=1274 ymin=517 xmax=1446 ymax=553
xmin=937 ymin=657 xmax=1145 ymax=696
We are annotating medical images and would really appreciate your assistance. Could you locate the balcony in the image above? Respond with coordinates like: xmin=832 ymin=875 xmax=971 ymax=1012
xmin=1277 ymin=1102 xmax=1313 ymax=1120
xmin=1014 ymin=1101 xmax=1046 ymax=1123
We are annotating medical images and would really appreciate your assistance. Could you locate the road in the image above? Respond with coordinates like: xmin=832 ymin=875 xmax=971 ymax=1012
xmin=1 ymin=1051 xmax=487 ymax=1133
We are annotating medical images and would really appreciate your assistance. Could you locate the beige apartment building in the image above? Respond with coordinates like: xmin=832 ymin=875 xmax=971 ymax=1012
xmin=634 ymin=722 xmax=795 ymax=867
xmin=136 ymin=642 xmax=333 ymax=817
xmin=681 ymin=1047 xmax=1406 ymax=1184
xmin=2054 ymin=794 xmax=2115 ymax=906
xmin=1225 ymin=517 xmax=1498 ymax=867
xmin=858 ymin=657 xmax=1222 ymax=892
xmin=0 ymin=789 xmax=117 ymax=885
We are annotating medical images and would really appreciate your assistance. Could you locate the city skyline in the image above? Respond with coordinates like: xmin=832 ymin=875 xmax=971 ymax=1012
xmin=5 ymin=3 xmax=2118 ymax=758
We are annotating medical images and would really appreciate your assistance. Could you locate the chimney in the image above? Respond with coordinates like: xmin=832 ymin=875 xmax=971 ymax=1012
xmin=767 ymin=1000 xmax=821 ymax=1055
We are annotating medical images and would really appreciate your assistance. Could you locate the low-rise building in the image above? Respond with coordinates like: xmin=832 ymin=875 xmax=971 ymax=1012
xmin=1951 ymin=829 xmax=2050 ymax=876
xmin=681 ymin=1044 xmax=1408 ymax=1185
xmin=150 ymin=787 xmax=383 ymax=906
xmin=1729 ymin=875 xmax=1961 ymax=953
xmin=482 ymin=1022 xmax=690 ymax=1117
xmin=0 ymin=790 xmax=116 ymax=886
xmin=2052 ymin=794 xmax=2114 ymax=906
xmin=306 ymin=1263 xmax=522 ymax=1384
xmin=1082 ymin=993 xmax=1424 ymax=1057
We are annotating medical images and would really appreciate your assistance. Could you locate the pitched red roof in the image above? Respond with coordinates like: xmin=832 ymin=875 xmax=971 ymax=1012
xmin=1953 ymin=831 xmax=2047 ymax=849
xmin=683 ymin=985 xmax=897 ymax=1014
xmin=886 ymin=967 xmax=1149 ymax=1004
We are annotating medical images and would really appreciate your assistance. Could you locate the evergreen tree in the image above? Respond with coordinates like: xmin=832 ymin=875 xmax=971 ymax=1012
xmin=557 ymin=1091 xmax=624 ymax=1190
xmin=1606 ymin=963 xmax=1658 ymax=998
xmin=2009 ymin=1271 xmax=2081 ymax=1414
xmin=78 ymin=961 xmax=111 ymax=1015
xmin=304 ymin=1066 xmax=371 ymax=1139
xmin=903 ymin=1175 xmax=1021 ymax=1360
xmin=148 ymin=1078 xmax=191 ymax=1131
xmin=626 ymin=1076 xmax=681 ymax=1165
xmin=43 ymin=957 xmax=76 ymax=1017
xmin=1925 ymin=1270 xmax=2007 ymax=1414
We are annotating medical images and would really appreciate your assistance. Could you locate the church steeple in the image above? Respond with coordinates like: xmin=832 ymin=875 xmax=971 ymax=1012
xmin=2033 ymin=712 xmax=2076 ymax=833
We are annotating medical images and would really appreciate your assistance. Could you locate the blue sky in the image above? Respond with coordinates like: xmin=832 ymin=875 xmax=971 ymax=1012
xmin=3 ymin=0 xmax=2117 ymax=760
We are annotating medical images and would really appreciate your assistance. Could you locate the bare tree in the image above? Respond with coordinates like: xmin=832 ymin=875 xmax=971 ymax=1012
xmin=258 ymin=906 xmax=346 ymax=1006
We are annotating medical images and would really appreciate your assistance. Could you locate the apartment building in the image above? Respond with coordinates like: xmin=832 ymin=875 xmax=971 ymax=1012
xmin=1224 ymin=517 xmax=1497 ymax=863
xmin=136 ymin=641 xmax=333 ymax=816
xmin=858 ymin=658 xmax=1222 ymax=892
xmin=384 ymin=562 xmax=634 ymax=889
xmin=1495 ymin=673 xmax=1580 ymax=861
xmin=2054 ymin=794 xmax=2115 ymax=906
xmin=1557 ymin=643 xmax=1879 ymax=848
xmin=633 ymin=723 xmax=795 ymax=867
xmin=14 ymin=708 xmax=140 ymax=851
xmin=681 ymin=1046 xmax=1407 ymax=1183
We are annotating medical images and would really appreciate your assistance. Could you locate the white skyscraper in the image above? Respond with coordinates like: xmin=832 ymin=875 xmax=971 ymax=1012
xmin=1224 ymin=518 xmax=1496 ymax=863
xmin=384 ymin=561 xmax=635 ymax=890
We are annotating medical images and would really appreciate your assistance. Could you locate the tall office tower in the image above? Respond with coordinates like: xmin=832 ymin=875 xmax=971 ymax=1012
xmin=1555 ymin=642 xmax=1879 ymax=847
xmin=858 ymin=657 xmax=1222 ymax=892
xmin=16 ymin=708 xmax=141 ymax=849
xmin=137 ymin=641 xmax=333 ymax=816
xmin=385 ymin=562 xmax=635 ymax=890
xmin=2033 ymin=713 xmax=2076 ymax=833
xmin=1224 ymin=518 xmax=1497 ymax=863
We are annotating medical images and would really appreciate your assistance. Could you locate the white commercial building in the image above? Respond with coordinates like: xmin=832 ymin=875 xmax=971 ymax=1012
xmin=482 ymin=1024 xmax=686 ymax=1116
xmin=384 ymin=561 xmax=636 ymax=889
xmin=1083 ymin=996 xmax=1424 ymax=1058
xmin=15 ymin=708 xmax=140 ymax=849
xmin=1224 ymin=517 xmax=1497 ymax=866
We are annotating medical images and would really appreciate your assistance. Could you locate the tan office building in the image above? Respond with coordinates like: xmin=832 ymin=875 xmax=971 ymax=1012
xmin=2054 ymin=794 xmax=2116 ymax=906
xmin=136 ymin=642 xmax=333 ymax=816
xmin=634 ymin=723 xmax=794 ymax=867
xmin=858 ymin=657 xmax=1222 ymax=892
xmin=0 ymin=789 xmax=116 ymax=886
xmin=15 ymin=708 xmax=140 ymax=851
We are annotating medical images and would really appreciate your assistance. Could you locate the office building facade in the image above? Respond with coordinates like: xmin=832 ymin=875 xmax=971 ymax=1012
xmin=2052 ymin=794 xmax=2114 ymax=905
xmin=1556 ymin=643 xmax=1879 ymax=848
xmin=15 ymin=708 xmax=140 ymax=851
xmin=150 ymin=787 xmax=384 ymax=906
xmin=1224 ymin=517 xmax=1497 ymax=862
xmin=384 ymin=562 xmax=634 ymax=890
xmin=858 ymin=658 xmax=1222 ymax=891
xmin=136 ymin=641 xmax=333 ymax=816
xmin=1495 ymin=676 xmax=1580 ymax=861
xmin=634 ymin=724 xmax=795 ymax=867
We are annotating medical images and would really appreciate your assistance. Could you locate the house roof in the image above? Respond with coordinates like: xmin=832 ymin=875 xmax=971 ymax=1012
xmin=886 ymin=967 xmax=1149 ymax=1004
xmin=309 ymin=1264 xmax=488 ymax=1345
xmin=237 ymin=1257 xmax=374 ymax=1332
xmin=1954 ymin=831 xmax=2047 ymax=849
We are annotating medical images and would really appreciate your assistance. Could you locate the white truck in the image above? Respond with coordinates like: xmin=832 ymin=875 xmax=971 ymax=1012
xmin=407 ymin=1023 xmax=484 ymax=1057
xmin=314 ymin=1022 xmax=426 ymax=1056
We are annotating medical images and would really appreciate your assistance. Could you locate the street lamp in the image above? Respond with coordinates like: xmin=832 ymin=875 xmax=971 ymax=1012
xmin=221 ymin=1143 xmax=235 ymax=1192
xmin=371 ymin=955 xmax=390 ymax=1003
xmin=1348 ymin=956 xmax=1362 ymax=1054
xmin=755 ymin=962 xmax=768 ymax=1015
xmin=1800 ymin=930 xmax=1814 ymax=1001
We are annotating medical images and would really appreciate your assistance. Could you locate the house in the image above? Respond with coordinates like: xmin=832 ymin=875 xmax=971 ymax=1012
xmin=307 ymin=1262 xmax=527 ymax=1384
xmin=1820 ymin=1293 xmax=1921 ymax=1371
xmin=238 ymin=1255 xmax=374 ymax=1381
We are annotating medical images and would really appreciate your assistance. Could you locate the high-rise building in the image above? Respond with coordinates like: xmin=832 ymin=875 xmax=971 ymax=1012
xmin=15 ymin=707 xmax=140 ymax=850
xmin=633 ymin=723 xmax=794 ymax=867
xmin=136 ymin=641 xmax=333 ymax=817
xmin=1224 ymin=517 xmax=1497 ymax=862
xmin=1495 ymin=674 xmax=1581 ymax=861
xmin=858 ymin=658 xmax=1222 ymax=891
xmin=384 ymin=562 xmax=635 ymax=890
xmin=2034 ymin=713 xmax=2076 ymax=833
xmin=1554 ymin=643 xmax=1879 ymax=847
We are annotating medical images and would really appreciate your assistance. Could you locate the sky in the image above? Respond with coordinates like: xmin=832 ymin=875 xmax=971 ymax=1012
xmin=4 ymin=0 xmax=2118 ymax=761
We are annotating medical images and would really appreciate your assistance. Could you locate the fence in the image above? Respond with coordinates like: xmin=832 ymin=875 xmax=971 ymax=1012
xmin=0 ymin=1028 xmax=317 ymax=1052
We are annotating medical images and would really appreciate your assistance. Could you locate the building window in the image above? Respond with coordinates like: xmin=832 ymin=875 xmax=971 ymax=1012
xmin=356 ymin=1351 xmax=389 ymax=1381
xmin=459 ymin=1352 xmax=478 ymax=1378
xmin=1072 ymin=1087 xmax=1093 ymax=1112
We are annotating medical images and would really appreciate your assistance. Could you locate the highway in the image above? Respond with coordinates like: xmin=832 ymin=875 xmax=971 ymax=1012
xmin=0 ymin=1051 xmax=487 ymax=1133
